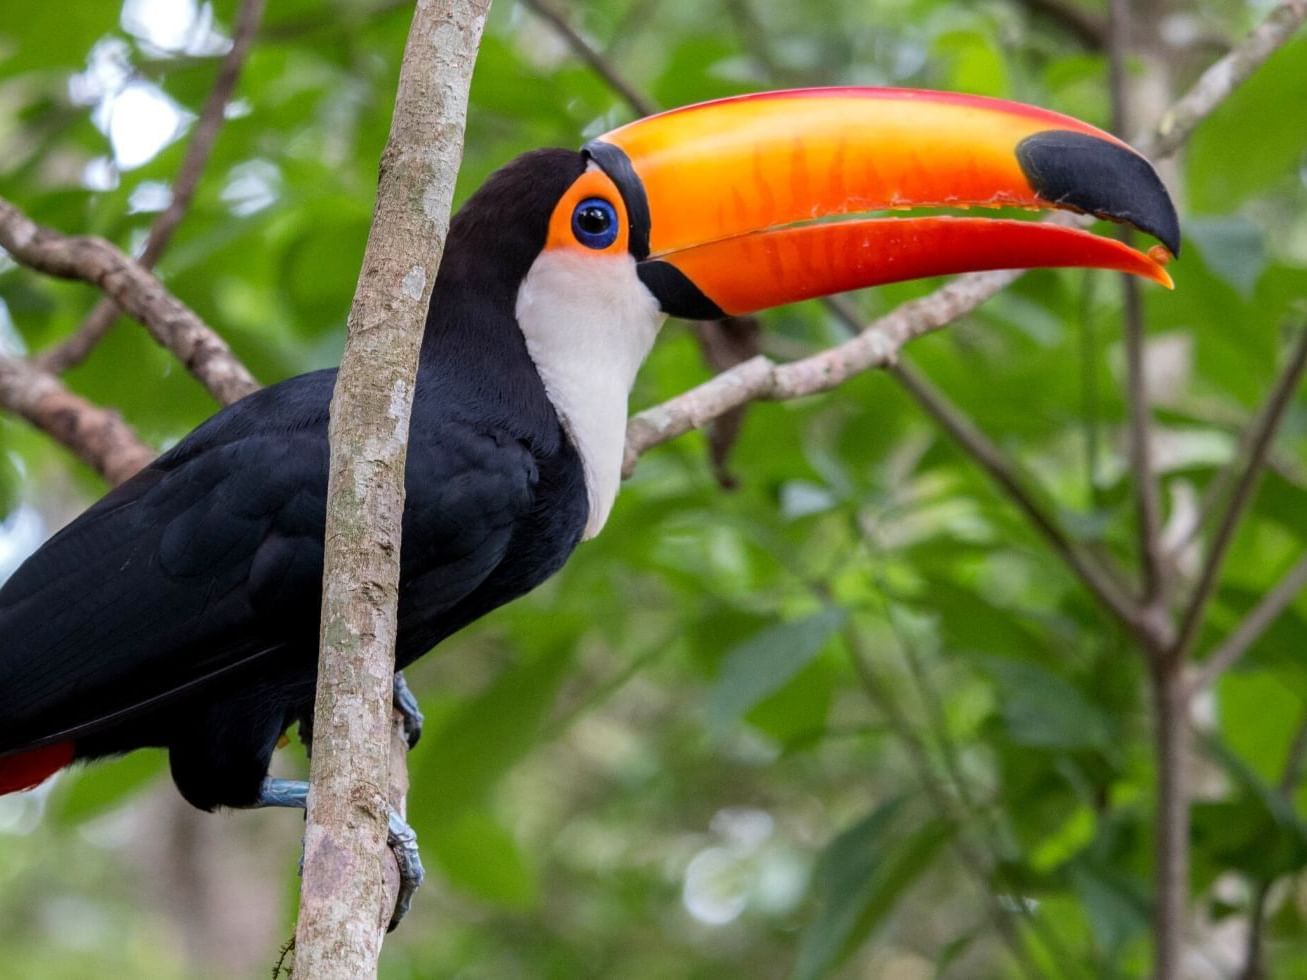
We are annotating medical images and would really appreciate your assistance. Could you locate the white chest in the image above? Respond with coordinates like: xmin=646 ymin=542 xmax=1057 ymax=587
xmin=515 ymin=250 xmax=665 ymax=539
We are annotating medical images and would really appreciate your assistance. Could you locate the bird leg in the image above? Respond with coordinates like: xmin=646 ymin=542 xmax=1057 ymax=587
xmin=250 ymin=777 xmax=425 ymax=931
xmin=392 ymin=671 xmax=425 ymax=749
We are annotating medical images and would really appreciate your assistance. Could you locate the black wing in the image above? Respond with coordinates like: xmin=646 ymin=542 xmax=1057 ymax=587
xmin=0 ymin=370 xmax=538 ymax=751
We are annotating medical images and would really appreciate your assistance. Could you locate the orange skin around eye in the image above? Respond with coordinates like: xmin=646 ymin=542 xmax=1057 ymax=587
xmin=545 ymin=168 xmax=631 ymax=255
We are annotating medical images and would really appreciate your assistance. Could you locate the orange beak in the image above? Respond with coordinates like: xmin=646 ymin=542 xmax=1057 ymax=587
xmin=584 ymin=88 xmax=1179 ymax=318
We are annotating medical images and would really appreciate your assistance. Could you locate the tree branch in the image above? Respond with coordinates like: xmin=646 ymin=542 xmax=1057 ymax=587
xmin=1150 ymin=653 xmax=1191 ymax=980
xmin=818 ymin=294 xmax=1146 ymax=645
xmin=624 ymin=269 xmax=1025 ymax=472
xmin=1189 ymin=553 xmax=1307 ymax=695
xmin=0 ymin=196 xmax=259 ymax=406
xmin=1144 ymin=0 xmax=1307 ymax=159
xmin=518 ymin=0 xmax=656 ymax=115
xmin=1238 ymin=704 xmax=1307 ymax=980
xmin=294 ymin=1 xmax=490 ymax=976
xmin=623 ymin=0 xmax=1305 ymax=476
xmin=1171 ymin=325 xmax=1307 ymax=663
xmin=0 ymin=354 xmax=154 ymax=484
xmin=1110 ymin=0 xmax=1170 ymax=618
xmin=36 ymin=0 xmax=266 ymax=374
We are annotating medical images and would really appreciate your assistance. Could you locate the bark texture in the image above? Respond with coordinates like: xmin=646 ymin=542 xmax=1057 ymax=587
xmin=0 ymin=354 xmax=154 ymax=484
xmin=293 ymin=2 xmax=491 ymax=977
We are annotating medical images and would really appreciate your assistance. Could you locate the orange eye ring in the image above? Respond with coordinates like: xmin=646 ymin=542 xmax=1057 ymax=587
xmin=545 ymin=167 xmax=630 ymax=255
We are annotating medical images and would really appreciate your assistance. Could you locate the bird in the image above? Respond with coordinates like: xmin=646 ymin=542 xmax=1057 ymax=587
xmin=0 ymin=87 xmax=1178 ymax=925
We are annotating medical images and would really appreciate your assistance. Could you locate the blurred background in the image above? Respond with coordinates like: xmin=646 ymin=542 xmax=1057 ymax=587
xmin=1 ymin=0 xmax=1305 ymax=977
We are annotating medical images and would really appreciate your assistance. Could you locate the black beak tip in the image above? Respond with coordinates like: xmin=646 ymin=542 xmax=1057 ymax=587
xmin=1017 ymin=130 xmax=1181 ymax=258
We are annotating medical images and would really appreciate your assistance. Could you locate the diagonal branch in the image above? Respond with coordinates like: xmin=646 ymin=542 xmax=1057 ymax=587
xmin=37 ymin=0 xmax=267 ymax=374
xmin=0 ymin=354 xmax=154 ymax=484
xmin=822 ymin=294 xmax=1147 ymax=645
xmin=1189 ymin=552 xmax=1307 ymax=695
xmin=1171 ymin=325 xmax=1307 ymax=663
xmin=624 ymin=0 xmax=1306 ymax=471
xmin=623 ymin=268 xmax=1024 ymax=473
xmin=518 ymin=0 xmax=655 ymax=116
xmin=0 ymin=196 xmax=259 ymax=406
xmin=1237 ymin=702 xmax=1307 ymax=980
xmin=1145 ymin=0 xmax=1307 ymax=159
xmin=1111 ymin=0 xmax=1168 ymax=614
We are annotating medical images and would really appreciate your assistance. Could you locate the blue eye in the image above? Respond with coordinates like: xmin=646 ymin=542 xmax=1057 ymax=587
xmin=571 ymin=197 xmax=619 ymax=249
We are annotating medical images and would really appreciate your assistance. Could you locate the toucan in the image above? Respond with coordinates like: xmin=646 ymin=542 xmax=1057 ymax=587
xmin=0 ymin=87 xmax=1177 ymax=924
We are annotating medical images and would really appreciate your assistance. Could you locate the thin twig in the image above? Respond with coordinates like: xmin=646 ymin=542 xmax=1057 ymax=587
xmin=1107 ymin=2 xmax=1187 ymax=973
xmin=624 ymin=0 xmax=1307 ymax=473
xmin=1179 ymin=411 xmax=1265 ymax=558
xmin=1145 ymin=0 xmax=1307 ymax=159
xmin=1110 ymin=0 xmax=1168 ymax=616
xmin=37 ymin=0 xmax=267 ymax=374
xmin=1150 ymin=658 xmax=1191 ymax=980
xmin=0 ymin=354 xmax=154 ymax=484
xmin=0 ymin=196 xmax=259 ymax=406
xmin=624 ymin=269 xmax=1025 ymax=471
xmin=518 ymin=0 xmax=656 ymax=115
xmin=1238 ymin=705 xmax=1307 ymax=980
xmin=1189 ymin=553 xmax=1307 ymax=694
xmin=1172 ymin=326 xmax=1307 ymax=663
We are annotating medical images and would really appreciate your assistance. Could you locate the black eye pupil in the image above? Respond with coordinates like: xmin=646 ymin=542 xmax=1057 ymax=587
xmin=577 ymin=206 xmax=610 ymax=234
xmin=572 ymin=197 xmax=618 ymax=249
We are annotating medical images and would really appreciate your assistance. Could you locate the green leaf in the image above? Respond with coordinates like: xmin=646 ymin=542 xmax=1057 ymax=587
xmin=427 ymin=808 xmax=539 ymax=910
xmin=1069 ymin=862 xmax=1150 ymax=959
xmin=793 ymin=799 xmax=952 ymax=980
xmin=1030 ymin=804 xmax=1096 ymax=873
xmin=707 ymin=608 xmax=846 ymax=739
xmin=0 ymin=5 xmax=118 ymax=73
xmin=1193 ymin=735 xmax=1307 ymax=880
xmin=982 ymin=656 xmax=1112 ymax=750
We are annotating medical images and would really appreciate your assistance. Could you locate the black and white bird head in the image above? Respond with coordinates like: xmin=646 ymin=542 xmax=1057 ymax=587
xmin=444 ymin=87 xmax=1180 ymax=537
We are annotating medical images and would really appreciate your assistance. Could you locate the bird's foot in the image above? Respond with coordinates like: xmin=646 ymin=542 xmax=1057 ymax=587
xmin=393 ymin=672 xmax=424 ymax=749
xmin=386 ymin=808 xmax=425 ymax=931
xmin=251 ymin=777 xmax=424 ymax=931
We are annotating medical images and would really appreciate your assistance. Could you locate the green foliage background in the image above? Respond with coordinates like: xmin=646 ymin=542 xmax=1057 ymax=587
xmin=1 ymin=1 xmax=1305 ymax=977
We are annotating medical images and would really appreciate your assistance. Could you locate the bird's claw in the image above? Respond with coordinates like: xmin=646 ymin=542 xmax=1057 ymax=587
xmin=253 ymin=778 xmax=425 ymax=932
xmin=392 ymin=672 xmax=424 ymax=750
xmin=386 ymin=809 xmax=425 ymax=931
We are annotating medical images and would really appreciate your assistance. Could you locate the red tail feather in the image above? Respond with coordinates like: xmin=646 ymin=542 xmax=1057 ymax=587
xmin=0 ymin=743 xmax=74 ymax=795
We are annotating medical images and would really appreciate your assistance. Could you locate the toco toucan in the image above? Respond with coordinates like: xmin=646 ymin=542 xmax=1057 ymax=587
xmin=0 ymin=88 xmax=1178 ymax=924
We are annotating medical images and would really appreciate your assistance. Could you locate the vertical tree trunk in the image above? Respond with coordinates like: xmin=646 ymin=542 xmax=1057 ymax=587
xmin=293 ymin=2 xmax=492 ymax=977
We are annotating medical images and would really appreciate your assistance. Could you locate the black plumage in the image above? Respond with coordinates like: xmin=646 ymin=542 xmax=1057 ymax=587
xmin=0 ymin=149 xmax=590 ymax=809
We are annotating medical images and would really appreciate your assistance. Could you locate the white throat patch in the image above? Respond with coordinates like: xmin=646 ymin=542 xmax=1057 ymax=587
xmin=515 ymin=248 xmax=665 ymax=539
